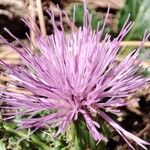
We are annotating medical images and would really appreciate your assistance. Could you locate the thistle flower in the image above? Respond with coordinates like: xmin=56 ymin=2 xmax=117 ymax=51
xmin=0 ymin=3 xmax=150 ymax=150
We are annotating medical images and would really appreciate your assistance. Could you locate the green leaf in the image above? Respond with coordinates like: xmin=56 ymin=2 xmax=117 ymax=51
xmin=118 ymin=0 xmax=150 ymax=40
xmin=141 ymin=69 xmax=150 ymax=77
xmin=0 ymin=139 xmax=6 ymax=150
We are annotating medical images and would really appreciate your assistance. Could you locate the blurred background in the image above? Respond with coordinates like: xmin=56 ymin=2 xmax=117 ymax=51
xmin=0 ymin=0 xmax=150 ymax=149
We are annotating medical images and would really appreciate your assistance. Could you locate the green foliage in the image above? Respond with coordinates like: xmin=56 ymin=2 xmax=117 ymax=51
xmin=0 ymin=120 xmax=107 ymax=150
xmin=118 ymin=0 xmax=150 ymax=40
xmin=117 ymin=0 xmax=150 ymax=63
xmin=141 ymin=69 xmax=150 ymax=77
xmin=0 ymin=139 xmax=6 ymax=150
xmin=0 ymin=122 xmax=70 ymax=150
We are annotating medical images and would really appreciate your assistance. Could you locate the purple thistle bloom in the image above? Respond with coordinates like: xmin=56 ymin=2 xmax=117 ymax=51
xmin=0 ymin=3 xmax=150 ymax=150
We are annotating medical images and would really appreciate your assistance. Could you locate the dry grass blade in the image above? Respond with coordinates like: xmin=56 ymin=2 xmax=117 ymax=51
xmin=120 ymin=41 xmax=150 ymax=48
xmin=29 ymin=0 xmax=36 ymax=48
xmin=36 ymin=0 xmax=46 ymax=36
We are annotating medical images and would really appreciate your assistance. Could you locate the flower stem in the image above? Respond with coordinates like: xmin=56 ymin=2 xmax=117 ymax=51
xmin=69 ymin=121 xmax=105 ymax=150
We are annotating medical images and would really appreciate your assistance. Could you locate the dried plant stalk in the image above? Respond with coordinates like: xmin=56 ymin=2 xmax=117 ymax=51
xmin=36 ymin=0 xmax=46 ymax=36
xmin=29 ymin=0 xmax=36 ymax=48
xmin=120 ymin=41 xmax=150 ymax=47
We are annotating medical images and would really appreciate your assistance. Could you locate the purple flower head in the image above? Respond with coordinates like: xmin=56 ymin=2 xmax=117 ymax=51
xmin=0 ymin=3 xmax=150 ymax=150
